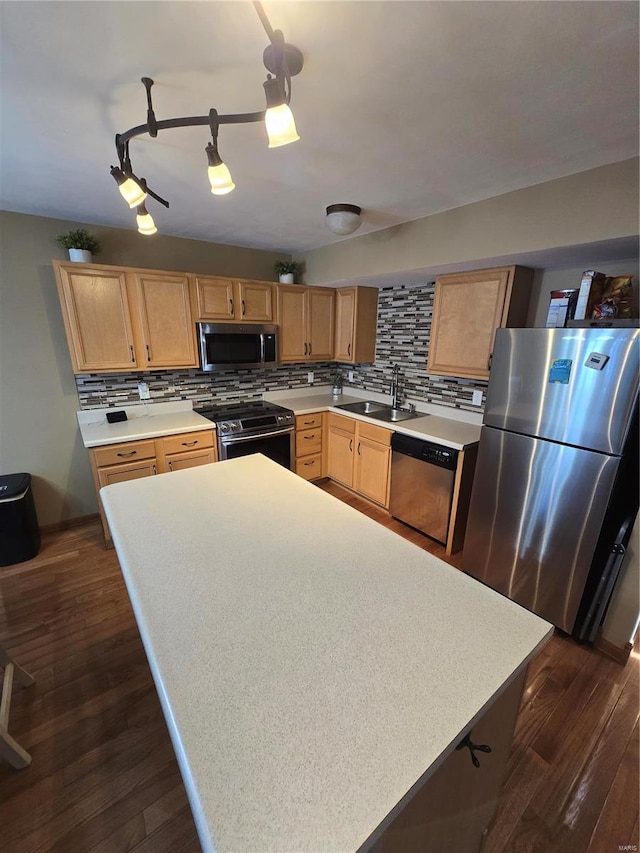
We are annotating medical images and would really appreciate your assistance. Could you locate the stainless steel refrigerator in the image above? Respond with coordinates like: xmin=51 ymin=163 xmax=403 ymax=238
xmin=463 ymin=327 xmax=639 ymax=639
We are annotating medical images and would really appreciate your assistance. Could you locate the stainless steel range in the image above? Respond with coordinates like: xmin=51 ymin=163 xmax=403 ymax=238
xmin=197 ymin=401 xmax=295 ymax=469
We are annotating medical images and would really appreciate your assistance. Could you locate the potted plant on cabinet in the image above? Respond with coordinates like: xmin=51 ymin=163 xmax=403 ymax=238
xmin=55 ymin=229 xmax=101 ymax=263
xmin=274 ymin=260 xmax=302 ymax=284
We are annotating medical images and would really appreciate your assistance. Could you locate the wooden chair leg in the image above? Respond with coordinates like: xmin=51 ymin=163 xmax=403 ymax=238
xmin=0 ymin=643 xmax=35 ymax=769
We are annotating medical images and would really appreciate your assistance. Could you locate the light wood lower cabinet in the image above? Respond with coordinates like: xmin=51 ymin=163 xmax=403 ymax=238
xmin=327 ymin=413 xmax=391 ymax=507
xmin=295 ymin=413 xmax=325 ymax=480
xmin=90 ymin=429 xmax=216 ymax=545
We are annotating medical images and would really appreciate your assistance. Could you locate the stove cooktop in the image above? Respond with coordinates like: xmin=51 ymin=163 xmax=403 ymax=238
xmin=196 ymin=400 xmax=293 ymax=423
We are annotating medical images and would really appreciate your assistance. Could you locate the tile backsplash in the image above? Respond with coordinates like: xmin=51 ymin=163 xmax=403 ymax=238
xmin=75 ymin=281 xmax=487 ymax=412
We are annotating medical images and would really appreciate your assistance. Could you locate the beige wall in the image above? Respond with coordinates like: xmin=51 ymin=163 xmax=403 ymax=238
xmin=0 ymin=211 xmax=284 ymax=526
xmin=301 ymin=158 xmax=639 ymax=285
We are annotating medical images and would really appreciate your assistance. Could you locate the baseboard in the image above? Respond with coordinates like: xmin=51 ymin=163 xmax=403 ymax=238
xmin=593 ymin=634 xmax=633 ymax=666
xmin=39 ymin=513 xmax=100 ymax=534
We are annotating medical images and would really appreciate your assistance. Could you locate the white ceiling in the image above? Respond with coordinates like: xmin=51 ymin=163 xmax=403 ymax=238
xmin=1 ymin=1 xmax=638 ymax=255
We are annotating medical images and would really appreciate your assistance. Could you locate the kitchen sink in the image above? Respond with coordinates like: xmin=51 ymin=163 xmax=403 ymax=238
xmin=367 ymin=408 xmax=422 ymax=423
xmin=336 ymin=400 xmax=388 ymax=415
xmin=335 ymin=401 xmax=422 ymax=423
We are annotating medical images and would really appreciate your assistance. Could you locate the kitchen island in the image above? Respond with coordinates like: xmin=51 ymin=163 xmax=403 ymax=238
xmin=101 ymin=455 xmax=552 ymax=853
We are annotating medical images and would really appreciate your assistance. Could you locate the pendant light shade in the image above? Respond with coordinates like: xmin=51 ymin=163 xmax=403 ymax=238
xmin=136 ymin=203 xmax=157 ymax=235
xmin=325 ymin=204 xmax=362 ymax=235
xmin=110 ymin=166 xmax=147 ymax=209
xmin=263 ymin=75 xmax=300 ymax=148
xmin=206 ymin=142 xmax=235 ymax=195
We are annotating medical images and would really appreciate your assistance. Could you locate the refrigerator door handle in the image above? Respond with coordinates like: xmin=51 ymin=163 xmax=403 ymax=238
xmin=576 ymin=513 xmax=635 ymax=642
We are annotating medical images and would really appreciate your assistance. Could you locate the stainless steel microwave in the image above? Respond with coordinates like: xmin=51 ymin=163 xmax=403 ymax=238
xmin=197 ymin=323 xmax=278 ymax=371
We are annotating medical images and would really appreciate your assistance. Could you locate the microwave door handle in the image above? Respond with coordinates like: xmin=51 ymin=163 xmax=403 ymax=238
xmin=260 ymin=335 xmax=266 ymax=363
xmin=220 ymin=426 xmax=294 ymax=444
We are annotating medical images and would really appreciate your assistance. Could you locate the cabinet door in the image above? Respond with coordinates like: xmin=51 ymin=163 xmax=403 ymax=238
xmin=308 ymin=287 xmax=335 ymax=361
xmin=97 ymin=459 xmax=157 ymax=487
xmin=278 ymin=285 xmax=308 ymax=362
xmin=133 ymin=273 xmax=198 ymax=368
xmin=238 ymin=281 xmax=274 ymax=322
xmin=166 ymin=448 xmax=216 ymax=472
xmin=54 ymin=264 xmax=138 ymax=372
xmin=428 ymin=269 xmax=511 ymax=380
xmin=355 ymin=437 xmax=391 ymax=507
xmin=194 ymin=276 xmax=235 ymax=320
xmin=327 ymin=426 xmax=354 ymax=487
xmin=334 ymin=288 xmax=356 ymax=361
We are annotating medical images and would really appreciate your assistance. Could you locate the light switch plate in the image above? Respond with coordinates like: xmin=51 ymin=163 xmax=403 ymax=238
xmin=348 ymin=370 xmax=355 ymax=382
xmin=472 ymin=390 xmax=483 ymax=406
xmin=307 ymin=372 xmax=314 ymax=384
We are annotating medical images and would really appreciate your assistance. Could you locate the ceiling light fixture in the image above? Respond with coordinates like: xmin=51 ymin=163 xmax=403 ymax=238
xmin=325 ymin=204 xmax=362 ymax=236
xmin=110 ymin=1 xmax=303 ymax=235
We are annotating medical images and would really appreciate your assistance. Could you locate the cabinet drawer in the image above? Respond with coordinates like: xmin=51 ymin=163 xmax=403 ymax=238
xmin=296 ymin=429 xmax=322 ymax=456
xmin=296 ymin=454 xmax=323 ymax=480
xmin=161 ymin=430 xmax=214 ymax=455
xmin=166 ymin=448 xmax=216 ymax=472
xmin=358 ymin=421 xmax=392 ymax=445
xmin=327 ymin=412 xmax=356 ymax=434
xmin=93 ymin=440 xmax=156 ymax=467
xmin=296 ymin=413 xmax=323 ymax=430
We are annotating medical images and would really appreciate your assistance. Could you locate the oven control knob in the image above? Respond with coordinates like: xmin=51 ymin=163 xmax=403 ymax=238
xmin=230 ymin=421 xmax=241 ymax=431
xmin=220 ymin=423 xmax=230 ymax=432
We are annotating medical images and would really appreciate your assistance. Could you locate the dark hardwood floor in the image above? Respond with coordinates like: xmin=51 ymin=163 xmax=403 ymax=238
xmin=0 ymin=480 xmax=637 ymax=852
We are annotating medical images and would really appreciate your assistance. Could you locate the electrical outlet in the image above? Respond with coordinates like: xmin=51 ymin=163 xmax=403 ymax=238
xmin=307 ymin=371 xmax=314 ymax=384
xmin=472 ymin=390 xmax=483 ymax=406
xmin=348 ymin=370 xmax=355 ymax=382
xmin=137 ymin=382 xmax=150 ymax=400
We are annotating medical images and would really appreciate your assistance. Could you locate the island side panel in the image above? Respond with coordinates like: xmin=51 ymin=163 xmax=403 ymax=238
xmin=367 ymin=668 xmax=526 ymax=853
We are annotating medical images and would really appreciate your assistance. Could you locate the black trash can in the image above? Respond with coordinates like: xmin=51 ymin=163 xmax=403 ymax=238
xmin=0 ymin=473 xmax=41 ymax=566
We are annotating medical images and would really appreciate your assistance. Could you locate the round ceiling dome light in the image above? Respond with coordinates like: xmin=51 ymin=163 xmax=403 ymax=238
xmin=325 ymin=204 xmax=362 ymax=236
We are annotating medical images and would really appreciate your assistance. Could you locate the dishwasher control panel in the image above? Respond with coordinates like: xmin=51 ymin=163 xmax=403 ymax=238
xmin=391 ymin=433 xmax=458 ymax=470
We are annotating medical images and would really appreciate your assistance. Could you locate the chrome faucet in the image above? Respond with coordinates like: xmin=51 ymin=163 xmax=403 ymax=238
xmin=390 ymin=364 xmax=402 ymax=409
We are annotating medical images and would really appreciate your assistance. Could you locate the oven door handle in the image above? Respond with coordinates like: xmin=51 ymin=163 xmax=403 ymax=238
xmin=219 ymin=426 xmax=294 ymax=444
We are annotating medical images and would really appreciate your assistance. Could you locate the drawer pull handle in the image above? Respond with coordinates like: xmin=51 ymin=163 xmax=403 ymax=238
xmin=304 ymin=461 xmax=314 ymax=466
xmin=117 ymin=451 xmax=137 ymax=458
xmin=130 ymin=345 xmax=135 ymax=363
xmin=303 ymin=434 xmax=315 ymax=440
xmin=182 ymin=440 xmax=198 ymax=446
xmin=455 ymin=732 xmax=492 ymax=768
xmin=303 ymin=421 xmax=314 ymax=425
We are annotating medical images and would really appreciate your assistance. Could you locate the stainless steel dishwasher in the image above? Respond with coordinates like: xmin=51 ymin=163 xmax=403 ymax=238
xmin=389 ymin=433 xmax=458 ymax=544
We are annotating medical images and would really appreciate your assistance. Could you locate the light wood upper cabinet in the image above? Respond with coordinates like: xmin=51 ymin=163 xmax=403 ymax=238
xmin=334 ymin=286 xmax=379 ymax=364
xmin=54 ymin=261 xmax=198 ymax=373
xmin=132 ymin=272 xmax=197 ymax=368
xmin=427 ymin=266 xmax=534 ymax=380
xmin=277 ymin=285 xmax=335 ymax=363
xmin=194 ymin=276 xmax=274 ymax=323
xmin=54 ymin=263 xmax=137 ymax=372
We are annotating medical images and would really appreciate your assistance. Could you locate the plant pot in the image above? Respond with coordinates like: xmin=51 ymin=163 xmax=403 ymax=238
xmin=68 ymin=249 xmax=93 ymax=263
xmin=278 ymin=273 xmax=295 ymax=284
xmin=332 ymin=386 xmax=343 ymax=398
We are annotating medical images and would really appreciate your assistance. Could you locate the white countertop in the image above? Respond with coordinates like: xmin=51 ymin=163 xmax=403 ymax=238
xmin=265 ymin=390 xmax=482 ymax=450
xmin=77 ymin=401 xmax=214 ymax=448
xmin=101 ymin=455 xmax=552 ymax=853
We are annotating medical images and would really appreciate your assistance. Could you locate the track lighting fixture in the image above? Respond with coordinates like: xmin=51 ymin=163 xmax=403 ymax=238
xmin=110 ymin=1 xmax=303 ymax=235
